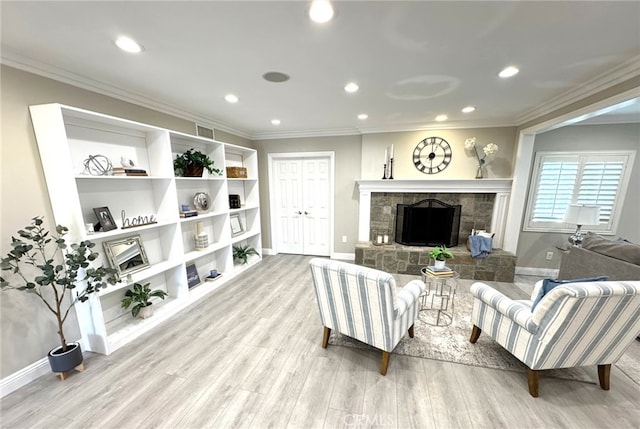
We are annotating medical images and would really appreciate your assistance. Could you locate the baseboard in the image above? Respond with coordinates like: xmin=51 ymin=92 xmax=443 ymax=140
xmin=0 ymin=356 xmax=51 ymax=398
xmin=261 ymin=248 xmax=276 ymax=256
xmin=331 ymin=252 xmax=355 ymax=261
xmin=515 ymin=266 xmax=559 ymax=278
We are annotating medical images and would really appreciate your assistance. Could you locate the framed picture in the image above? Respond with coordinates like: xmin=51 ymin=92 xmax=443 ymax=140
xmin=93 ymin=206 xmax=117 ymax=232
xmin=103 ymin=235 xmax=149 ymax=279
xmin=186 ymin=263 xmax=201 ymax=288
xmin=230 ymin=213 xmax=244 ymax=237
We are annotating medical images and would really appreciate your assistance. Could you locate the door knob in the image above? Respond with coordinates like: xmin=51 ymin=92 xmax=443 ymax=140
xmin=296 ymin=211 xmax=302 ymax=215
xmin=304 ymin=211 xmax=309 ymax=215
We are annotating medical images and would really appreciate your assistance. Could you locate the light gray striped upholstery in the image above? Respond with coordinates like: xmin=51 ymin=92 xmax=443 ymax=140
xmin=309 ymin=258 xmax=426 ymax=352
xmin=471 ymin=280 xmax=640 ymax=370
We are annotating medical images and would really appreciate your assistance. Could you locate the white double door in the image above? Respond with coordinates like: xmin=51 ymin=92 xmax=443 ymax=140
xmin=272 ymin=155 xmax=332 ymax=256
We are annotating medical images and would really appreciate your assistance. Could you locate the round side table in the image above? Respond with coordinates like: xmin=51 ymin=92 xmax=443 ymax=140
xmin=419 ymin=267 xmax=459 ymax=326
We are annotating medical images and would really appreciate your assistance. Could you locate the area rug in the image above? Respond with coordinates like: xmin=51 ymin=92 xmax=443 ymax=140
xmin=330 ymin=286 xmax=640 ymax=385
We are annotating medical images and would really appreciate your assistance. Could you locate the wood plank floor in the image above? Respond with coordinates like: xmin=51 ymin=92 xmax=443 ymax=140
xmin=2 ymin=254 xmax=639 ymax=428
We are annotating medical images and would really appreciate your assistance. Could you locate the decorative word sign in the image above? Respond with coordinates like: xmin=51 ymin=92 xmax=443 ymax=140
xmin=121 ymin=210 xmax=157 ymax=229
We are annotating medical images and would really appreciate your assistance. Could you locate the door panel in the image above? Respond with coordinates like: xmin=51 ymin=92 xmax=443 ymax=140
xmin=272 ymin=156 xmax=331 ymax=256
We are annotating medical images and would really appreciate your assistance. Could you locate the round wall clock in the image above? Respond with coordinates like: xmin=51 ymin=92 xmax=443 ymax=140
xmin=413 ymin=137 xmax=452 ymax=174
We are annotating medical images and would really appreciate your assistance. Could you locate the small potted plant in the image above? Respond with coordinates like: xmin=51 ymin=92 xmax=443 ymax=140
xmin=173 ymin=148 xmax=222 ymax=177
xmin=121 ymin=282 xmax=168 ymax=319
xmin=0 ymin=217 xmax=118 ymax=378
xmin=232 ymin=245 xmax=260 ymax=265
xmin=428 ymin=245 xmax=454 ymax=268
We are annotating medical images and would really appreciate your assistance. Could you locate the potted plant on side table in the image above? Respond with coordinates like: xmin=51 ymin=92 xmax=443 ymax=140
xmin=121 ymin=282 xmax=168 ymax=319
xmin=0 ymin=217 xmax=119 ymax=379
xmin=173 ymin=148 xmax=222 ymax=177
xmin=428 ymin=245 xmax=454 ymax=269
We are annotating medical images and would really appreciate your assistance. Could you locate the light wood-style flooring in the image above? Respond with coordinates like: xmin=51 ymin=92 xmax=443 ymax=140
xmin=1 ymin=254 xmax=639 ymax=428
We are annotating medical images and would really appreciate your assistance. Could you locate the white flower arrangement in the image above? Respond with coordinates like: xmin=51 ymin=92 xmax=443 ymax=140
xmin=464 ymin=137 xmax=499 ymax=167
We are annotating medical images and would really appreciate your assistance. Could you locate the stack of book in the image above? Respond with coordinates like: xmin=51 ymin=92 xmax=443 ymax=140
xmin=179 ymin=210 xmax=198 ymax=218
xmin=112 ymin=167 xmax=148 ymax=176
xmin=424 ymin=265 xmax=454 ymax=277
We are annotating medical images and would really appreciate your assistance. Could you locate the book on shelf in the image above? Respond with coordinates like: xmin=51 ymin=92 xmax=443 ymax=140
xmin=180 ymin=210 xmax=198 ymax=218
xmin=205 ymin=274 xmax=222 ymax=282
xmin=112 ymin=167 xmax=148 ymax=176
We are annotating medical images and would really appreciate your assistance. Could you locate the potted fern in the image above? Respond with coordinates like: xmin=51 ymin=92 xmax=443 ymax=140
xmin=233 ymin=245 xmax=260 ymax=265
xmin=121 ymin=282 xmax=168 ymax=319
xmin=0 ymin=217 xmax=118 ymax=378
xmin=173 ymin=148 xmax=222 ymax=177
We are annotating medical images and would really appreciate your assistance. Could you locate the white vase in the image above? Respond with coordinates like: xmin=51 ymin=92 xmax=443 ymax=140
xmin=434 ymin=260 xmax=446 ymax=269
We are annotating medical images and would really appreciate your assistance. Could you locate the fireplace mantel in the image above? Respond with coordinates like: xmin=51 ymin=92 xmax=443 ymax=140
xmin=356 ymin=179 xmax=514 ymax=248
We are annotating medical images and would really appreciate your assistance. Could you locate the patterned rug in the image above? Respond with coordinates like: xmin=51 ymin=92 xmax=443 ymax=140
xmin=330 ymin=287 xmax=640 ymax=385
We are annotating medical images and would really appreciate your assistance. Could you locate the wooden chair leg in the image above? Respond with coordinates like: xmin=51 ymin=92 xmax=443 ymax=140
xmin=598 ymin=364 xmax=611 ymax=390
xmin=321 ymin=327 xmax=331 ymax=348
xmin=380 ymin=351 xmax=390 ymax=376
xmin=470 ymin=325 xmax=482 ymax=343
xmin=526 ymin=369 xmax=539 ymax=397
xmin=408 ymin=324 xmax=415 ymax=338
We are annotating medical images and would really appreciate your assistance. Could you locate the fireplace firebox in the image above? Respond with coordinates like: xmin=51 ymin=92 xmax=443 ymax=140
xmin=395 ymin=199 xmax=461 ymax=247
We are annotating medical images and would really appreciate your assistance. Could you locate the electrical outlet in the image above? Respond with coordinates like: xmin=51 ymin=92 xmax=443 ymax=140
xmin=546 ymin=251 xmax=553 ymax=261
xmin=342 ymin=235 xmax=347 ymax=243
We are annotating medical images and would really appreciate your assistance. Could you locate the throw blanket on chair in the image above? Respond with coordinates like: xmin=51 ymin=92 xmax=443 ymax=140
xmin=468 ymin=235 xmax=492 ymax=258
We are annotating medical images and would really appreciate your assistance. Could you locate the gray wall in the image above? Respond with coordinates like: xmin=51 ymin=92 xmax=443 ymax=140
xmin=253 ymin=135 xmax=362 ymax=254
xmin=516 ymin=123 xmax=640 ymax=269
xmin=0 ymin=65 xmax=248 ymax=378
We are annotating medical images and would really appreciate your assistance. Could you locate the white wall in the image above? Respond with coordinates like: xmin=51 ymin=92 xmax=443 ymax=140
xmin=361 ymin=128 xmax=517 ymax=180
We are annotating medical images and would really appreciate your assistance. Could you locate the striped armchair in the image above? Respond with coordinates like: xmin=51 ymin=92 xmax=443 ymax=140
xmin=309 ymin=258 xmax=426 ymax=375
xmin=470 ymin=280 xmax=640 ymax=397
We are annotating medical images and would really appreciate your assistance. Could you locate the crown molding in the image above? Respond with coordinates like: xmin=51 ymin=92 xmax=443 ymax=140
xmin=515 ymin=55 xmax=640 ymax=125
xmin=0 ymin=53 xmax=252 ymax=140
xmin=250 ymin=127 xmax=363 ymax=141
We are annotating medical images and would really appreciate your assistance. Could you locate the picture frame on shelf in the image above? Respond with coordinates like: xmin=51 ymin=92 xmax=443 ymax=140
xmin=93 ymin=206 xmax=118 ymax=232
xmin=186 ymin=263 xmax=201 ymax=288
xmin=103 ymin=235 xmax=150 ymax=279
xmin=230 ymin=213 xmax=244 ymax=237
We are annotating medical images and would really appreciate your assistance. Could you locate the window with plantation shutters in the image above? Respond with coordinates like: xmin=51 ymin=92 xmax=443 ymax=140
xmin=524 ymin=151 xmax=635 ymax=233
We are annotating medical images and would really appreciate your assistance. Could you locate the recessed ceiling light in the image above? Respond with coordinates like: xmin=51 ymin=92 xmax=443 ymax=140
xmin=271 ymin=119 xmax=281 ymax=125
xmin=309 ymin=0 xmax=334 ymax=23
xmin=462 ymin=106 xmax=476 ymax=113
xmin=262 ymin=71 xmax=290 ymax=83
xmin=344 ymin=82 xmax=359 ymax=93
xmin=357 ymin=113 xmax=368 ymax=120
xmin=115 ymin=36 xmax=143 ymax=53
xmin=435 ymin=114 xmax=448 ymax=122
xmin=224 ymin=94 xmax=239 ymax=103
xmin=499 ymin=66 xmax=519 ymax=78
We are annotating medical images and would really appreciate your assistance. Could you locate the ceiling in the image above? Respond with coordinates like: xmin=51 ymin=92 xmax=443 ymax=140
xmin=2 ymin=1 xmax=639 ymax=140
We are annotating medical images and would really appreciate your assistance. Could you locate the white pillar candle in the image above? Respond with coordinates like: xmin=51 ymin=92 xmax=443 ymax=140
xmin=377 ymin=235 xmax=383 ymax=244
xmin=390 ymin=144 xmax=394 ymax=159
xmin=383 ymin=234 xmax=389 ymax=243
xmin=384 ymin=149 xmax=387 ymax=164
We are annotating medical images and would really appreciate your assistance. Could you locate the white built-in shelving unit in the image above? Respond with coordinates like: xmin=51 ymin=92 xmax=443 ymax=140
xmin=29 ymin=103 xmax=261 ymax=355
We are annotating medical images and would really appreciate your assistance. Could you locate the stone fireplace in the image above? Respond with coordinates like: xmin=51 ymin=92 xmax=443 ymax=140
xmin=354 ymin=179 xmax=517 ymax=281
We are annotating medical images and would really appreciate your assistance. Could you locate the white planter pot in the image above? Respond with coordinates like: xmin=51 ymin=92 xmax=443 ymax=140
xmin=434 ymin=260 xmax=446 ymax=269
xmin=138 ymin=304 xmax=153 ymax=319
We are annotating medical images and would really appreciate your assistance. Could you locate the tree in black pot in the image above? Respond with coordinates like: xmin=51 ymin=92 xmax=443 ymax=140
xmin=173 ymin=148 xmax=222 ymax=177
xmin=0 ymin=217 xmax=119 ymax=379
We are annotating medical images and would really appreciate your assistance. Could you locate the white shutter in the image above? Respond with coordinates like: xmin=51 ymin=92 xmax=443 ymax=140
xmin=576 ymin=161 xmax=624 ymax=225
xmin=524 ymin=151 xmax=635 ymax=233
xmin=531 ymin=160 xmax=578 ymax=222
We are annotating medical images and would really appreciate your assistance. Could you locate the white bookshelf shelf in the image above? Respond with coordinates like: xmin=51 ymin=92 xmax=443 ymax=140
xmin=30 ymin=103 xmax=261 ymax=356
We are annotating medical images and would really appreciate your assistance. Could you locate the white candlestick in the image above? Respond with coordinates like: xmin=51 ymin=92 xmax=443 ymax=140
xmin=390 ymin=144 xmax=394 ymax=159
xmin=384 ymin=149 xmax=387 ymax=164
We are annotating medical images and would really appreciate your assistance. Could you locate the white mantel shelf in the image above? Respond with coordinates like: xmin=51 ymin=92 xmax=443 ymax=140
xmin=356 ymin=178 xmax=514 ymax=248
xmin=356 ymin=179 xmax=513 ymax=193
